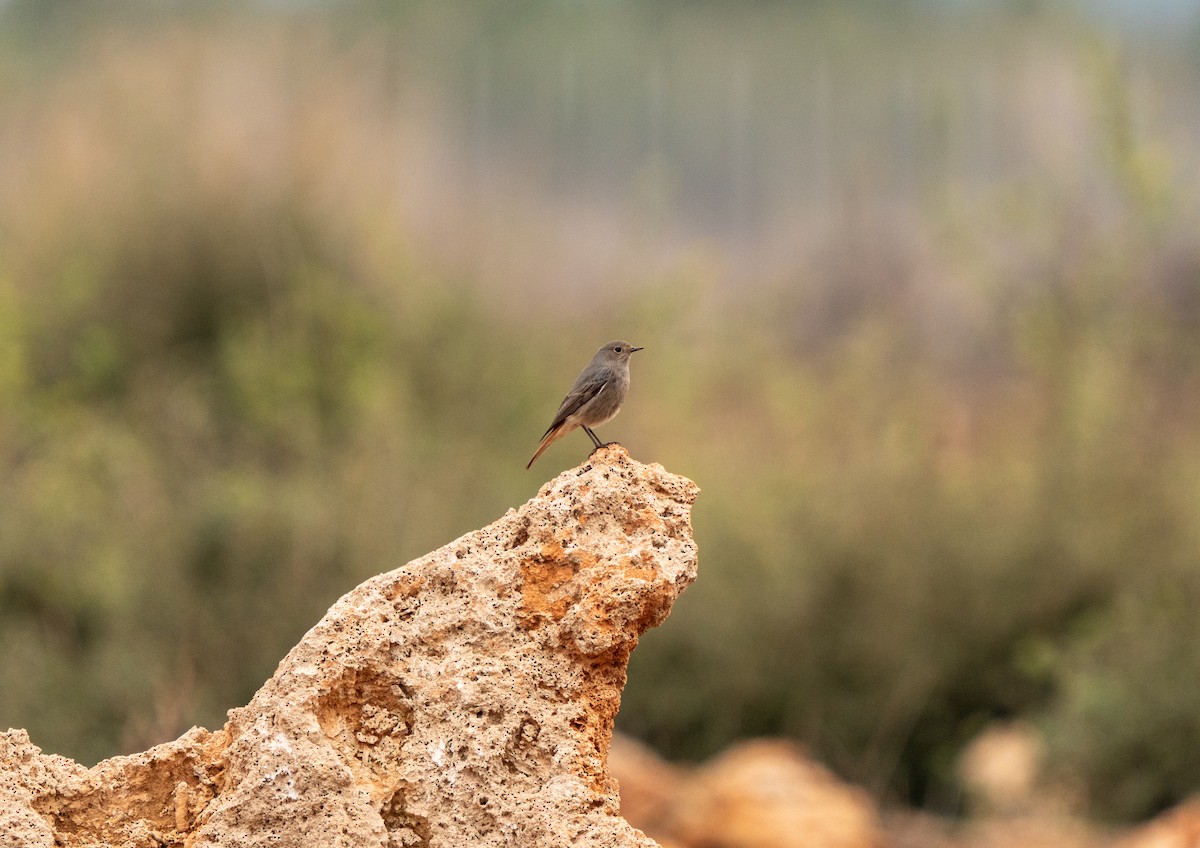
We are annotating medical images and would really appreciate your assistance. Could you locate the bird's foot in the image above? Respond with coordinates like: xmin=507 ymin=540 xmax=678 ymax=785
xmin=588 ymin=441 xmax=622 ymax=456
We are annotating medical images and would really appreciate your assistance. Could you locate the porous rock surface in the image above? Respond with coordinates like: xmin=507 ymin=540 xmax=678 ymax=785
xmin=0 ymin=445 xmax=698 ymax=848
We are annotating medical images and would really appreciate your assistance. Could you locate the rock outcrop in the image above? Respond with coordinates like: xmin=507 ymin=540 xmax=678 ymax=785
xmin=0 ymin=445 xmax=699 ymax=848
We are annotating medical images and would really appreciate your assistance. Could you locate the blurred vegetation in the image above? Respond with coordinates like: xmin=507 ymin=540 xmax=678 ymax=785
xmin=2 ymin=0 xmax=1200 ymax=825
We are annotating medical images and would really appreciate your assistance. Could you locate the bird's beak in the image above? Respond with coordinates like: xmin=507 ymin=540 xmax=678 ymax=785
xmin=631 ymin=346 xmax=644 ymax=353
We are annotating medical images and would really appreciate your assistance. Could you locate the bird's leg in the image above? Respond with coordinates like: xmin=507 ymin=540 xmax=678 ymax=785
xmin=584 ymin=427 xmax=622 ymax=457
xmin=582 ymin=426 xmax=605 ymax=449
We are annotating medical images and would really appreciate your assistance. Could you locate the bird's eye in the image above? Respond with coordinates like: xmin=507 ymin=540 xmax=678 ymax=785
xmin=614 ymin=346 xmax=623 ymax=352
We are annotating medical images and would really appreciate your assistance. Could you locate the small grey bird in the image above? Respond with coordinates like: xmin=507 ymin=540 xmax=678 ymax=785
xmin=527 ymin=340 xmax=643 ymax=469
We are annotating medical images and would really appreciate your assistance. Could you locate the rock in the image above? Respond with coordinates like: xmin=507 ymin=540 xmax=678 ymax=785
xmin=617 ymin=737 xmax=887 ymax=848
xmin=958 ymin=816 xmax=1109 ymax=848
xmin=881 ymin=808 xmax=962 ymax=848
xmin=0 ymin=445 xmax=699 ymax=848
xmin=949 ymin=721 xmax=1109 ymax=848
xmin=1115 ymin=797 xmax=1200 ymax=848
xmin=883 ymin=806 xmax=1116 ymax=848
xmin=609 ymin=733 xmax=688 ymax=844
xmin=957 ymin=721 xmax=1044 ymax=816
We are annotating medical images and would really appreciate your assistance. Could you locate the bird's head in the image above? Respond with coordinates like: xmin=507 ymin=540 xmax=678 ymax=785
xmin=599 ymin=340 xmax=643 ymax=364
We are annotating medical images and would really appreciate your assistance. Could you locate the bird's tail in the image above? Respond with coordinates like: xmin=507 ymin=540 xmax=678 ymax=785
xmin=526 ymin=424 xmax=567 ymax=469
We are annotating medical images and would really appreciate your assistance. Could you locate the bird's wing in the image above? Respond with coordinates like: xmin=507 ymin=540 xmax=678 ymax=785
xmin=541 ymin=377 xmax=608 ymax=437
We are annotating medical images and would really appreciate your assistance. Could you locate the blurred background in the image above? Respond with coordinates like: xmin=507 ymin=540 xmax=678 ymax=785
xmin=2 ymin=0 xmax=1200 ymax=837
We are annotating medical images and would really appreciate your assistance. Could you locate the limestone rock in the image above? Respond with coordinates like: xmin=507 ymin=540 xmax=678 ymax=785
xmin=667 ymin=739 xmax=886 ymax=848
xmin=0 ymin=445 xmax=699 ymax=848
xmin=612 ymin=736 xmax=886 ymax=848
xmin=609 ymin=733 xmax=688 ymax=843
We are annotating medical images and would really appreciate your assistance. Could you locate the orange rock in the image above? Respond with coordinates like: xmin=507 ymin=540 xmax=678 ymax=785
xmin=0 ymin=446 xmax=699 ymax=848
xmin=610 ymin=733 xmax=688 ymax=842
xmin=667 ymin=739 xmax=886 ymax=848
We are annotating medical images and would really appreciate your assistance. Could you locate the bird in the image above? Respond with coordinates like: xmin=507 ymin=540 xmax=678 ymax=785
xmin=526 ymin=340 xmax=643 ymax=469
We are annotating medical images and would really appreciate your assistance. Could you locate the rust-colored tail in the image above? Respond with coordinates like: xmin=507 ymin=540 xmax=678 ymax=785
xmin=526 ymin=423 xmax=570 ymax=469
